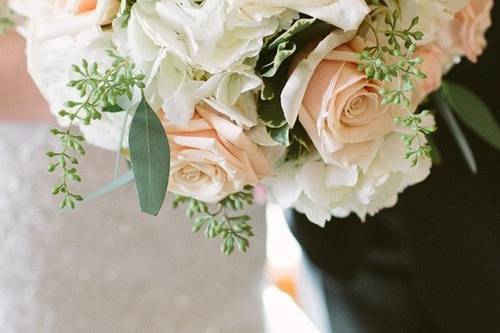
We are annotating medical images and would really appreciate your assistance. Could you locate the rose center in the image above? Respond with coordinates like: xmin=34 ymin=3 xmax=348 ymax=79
xmin=346 ymin=96 xmax=365 ymax=117
xmin=179 ymin=165 xmax=203 ymax=182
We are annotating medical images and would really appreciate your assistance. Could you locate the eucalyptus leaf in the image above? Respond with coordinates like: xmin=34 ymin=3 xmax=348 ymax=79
xmin=129 ymin=96 xmax=170 ymax=216
xmin=441 ymin=81 xmax=500 ymax=150
xmin=114 ymin=110 xmax=131 ymax=178
xmin=85 ymin=170 xmax=135 ymax=202
xmin=434 ymin=92 xmax=477 ymax=173
xmin=427 ymin=136 xmax=443 ymax=165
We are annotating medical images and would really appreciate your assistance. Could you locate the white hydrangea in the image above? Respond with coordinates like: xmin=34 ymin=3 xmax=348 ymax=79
xmin=129 ymin=0 xmax=295 ymax=74
xmin=112 ymin=2 xmax=263 ymax=126
xmin=265 ymin=131 xmax=433 ymax=226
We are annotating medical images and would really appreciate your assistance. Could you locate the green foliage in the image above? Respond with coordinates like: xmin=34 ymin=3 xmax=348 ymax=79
xmin=260 ymin=18 xmax=316 ymax=77
xmin=173 ymin=186 xmax=255 ymax=255
xmin=261 ymin=41 xmax=297 ymax=78
xmin=285 ymin=122 xmax=312 ymax=162
xmin=394 ymin=111 xmax=436 ymax=166
xmin=129 ymin=96 xmax=170 ymax=216
xmin=440 ymin=81 xmax=500 ymax=151
xmin=47 ymin=50 xmax=145 ymax=210
xmin=257 ymin=19 xmax=334 ymax=155
xmin=0 ymin=16 xmax=14 ymax=34
xmin=433 ymin=91 xmax=477 ymax=173
xmin=118 ymin=0 xmax=137 ymax=27
xmin=358 ymin=9 xmax=434 ymax=165
xmin=257 ymin=69 xmax=291 ymax=146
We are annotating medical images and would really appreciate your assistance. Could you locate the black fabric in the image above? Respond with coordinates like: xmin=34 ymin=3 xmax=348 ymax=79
xmin=287 ymin=6 xmax=500 ymax=333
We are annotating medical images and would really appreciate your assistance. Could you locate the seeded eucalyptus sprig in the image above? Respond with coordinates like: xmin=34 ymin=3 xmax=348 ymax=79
xmin=173 ymin=186 xmax=255 ymax=255
xmin=47 ymin=50 xmax=145 ymax=209
xmin=358 ymin=9 xmax=436 ymax=166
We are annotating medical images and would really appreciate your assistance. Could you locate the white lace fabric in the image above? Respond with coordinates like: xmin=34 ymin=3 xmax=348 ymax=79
xmin=0 ymin=123 xmax=264 ymax=333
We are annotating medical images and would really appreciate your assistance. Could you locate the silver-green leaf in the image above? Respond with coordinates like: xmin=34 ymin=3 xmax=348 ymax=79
xmin=434 ymin=91 xmax=477 ymax=173
xmin=129 ymin=96 xmax=170 ymax=216
xmin=441 ymin=81 xmax=500 ymax=151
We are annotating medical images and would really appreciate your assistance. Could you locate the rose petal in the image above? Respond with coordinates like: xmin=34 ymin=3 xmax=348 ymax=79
xmin=281 ymin=29 xmax=356 ymax=127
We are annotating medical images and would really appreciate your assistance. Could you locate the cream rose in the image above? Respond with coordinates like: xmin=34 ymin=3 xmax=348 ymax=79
xmin=298 ymin=39 xmax=395 ymax=170
xmin=445 ymin=0 xmax=494 ymax=62
xmin=161 ymin=104 xmax=273 ymax=203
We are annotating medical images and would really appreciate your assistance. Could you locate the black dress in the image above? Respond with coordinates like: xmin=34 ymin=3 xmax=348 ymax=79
xmin=287 ymin=6 xmax=500 ymax=333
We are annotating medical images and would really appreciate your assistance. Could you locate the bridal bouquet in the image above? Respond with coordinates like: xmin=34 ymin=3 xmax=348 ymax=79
xmin=4 ymin=0 xmax=499 ymax=254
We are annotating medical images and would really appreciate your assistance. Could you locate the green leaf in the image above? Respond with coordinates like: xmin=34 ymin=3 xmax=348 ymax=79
xmin=85 ymin=170 xmax=134 ymax=202
xmin=0 ymin=17 xmax=14 ymax=34
xmin=261 ymin=42 xmax=297 ymax=78
xmin=269 ymin=18 xmax=316 ymax=49
xmin=427 ymin=136 xmax=443 ymax=165
xmin=129 ymin=96 xmax=170 ymax=216
xmin=103 ymin=104 xmax=124 ymax=113
xmin=441 ymin=81 xmax=500 ymax=150
xmin=268 ymin=124 xmax=290 ymax=146
xmin=258 ymin=92 xmax=287 ymax=128
xmin=286 ymin=122 xmax=312 ymax=161
xmin=257 ymin=20 xmax=333 ymax=77
xmin=434 ymin=92 xmax=477 ymax=173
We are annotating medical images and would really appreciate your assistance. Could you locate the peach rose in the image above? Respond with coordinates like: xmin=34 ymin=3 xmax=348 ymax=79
xmin=53 ymin=0 xmax=119 ymax=24
xmin=56 ymin=0 xmax=99 ymax=14
xmin=298 ymin=39 xmax=395 ymax=169
xmin=161 ymin=104 xmax=273 ymax=203
xmin=446 ymin=0 xmax=494 ymax=62
xmin=413 ymin=43 xmax=454 ymax=103
xmin=11 ymin=0 xmax=121 ymax=41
